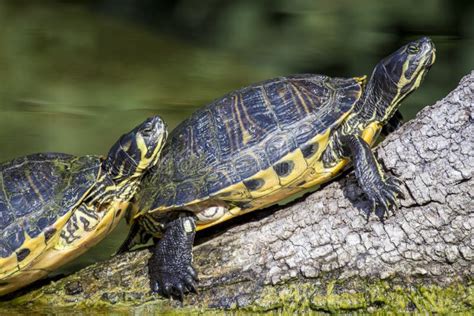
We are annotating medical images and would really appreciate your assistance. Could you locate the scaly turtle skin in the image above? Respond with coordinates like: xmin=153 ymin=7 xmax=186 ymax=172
xmin=122 ymin=37 xmax=436 ymax=299
xmin=0 ymin=116 xmax=167 ymax=296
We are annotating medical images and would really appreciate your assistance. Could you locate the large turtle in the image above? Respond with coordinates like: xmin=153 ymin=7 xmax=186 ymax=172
xmin=123 ymin=37 xmax=436 ymax=298
xmin=0 ymin=116 xmax=167 ymax=295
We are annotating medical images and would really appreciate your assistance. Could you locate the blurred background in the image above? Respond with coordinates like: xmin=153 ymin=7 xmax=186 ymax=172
xmin=0 ymin=0 xmax=472 ymax=274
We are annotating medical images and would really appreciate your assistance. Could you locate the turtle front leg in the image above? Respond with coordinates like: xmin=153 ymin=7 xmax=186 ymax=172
xmin=340 ymin=134 xmax=403 ymax=219
xmin=148 ymin=213 xmax=198 ymax=299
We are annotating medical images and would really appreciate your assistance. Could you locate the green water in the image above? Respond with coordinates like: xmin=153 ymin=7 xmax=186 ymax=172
xmin=0 ymin=0 xmax=472 ymax=283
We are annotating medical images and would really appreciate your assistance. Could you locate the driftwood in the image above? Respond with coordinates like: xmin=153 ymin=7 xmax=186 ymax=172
xmin=3 ymin=72 xmax=473 ymax=313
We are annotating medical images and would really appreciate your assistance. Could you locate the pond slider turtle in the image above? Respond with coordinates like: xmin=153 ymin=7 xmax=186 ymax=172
xmin=0 ymin=116 xmax=167 ymax=295
xmin=123 ymin=37 xmax=436 ymax=298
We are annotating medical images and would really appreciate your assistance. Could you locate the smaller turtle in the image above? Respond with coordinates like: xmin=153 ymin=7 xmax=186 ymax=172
xmin=0 ymin=116 xmax=167 ymax=295
xmin=122 ymin=37 xmax=435 ymax=299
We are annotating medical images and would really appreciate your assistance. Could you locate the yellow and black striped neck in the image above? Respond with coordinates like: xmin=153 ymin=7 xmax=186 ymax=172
xmin=352 ymin=37 xmax=436 ymax=131
xmin=324 ymin=37 xmax=435 ymax=164
xmin=83 ymin=168 xmax=141 ymax=206
xmin=85 ymin=115 xmax=167 ymax=206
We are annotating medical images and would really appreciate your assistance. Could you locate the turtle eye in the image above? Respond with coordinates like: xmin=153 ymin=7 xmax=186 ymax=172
xmin=407 ymin=43 xmax=419 ymax=54
xmin=142 ymin=123 xmax=154 ymax=135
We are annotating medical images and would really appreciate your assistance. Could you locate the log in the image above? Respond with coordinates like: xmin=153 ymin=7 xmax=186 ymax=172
xmin=3 ymin=72 xmax=473 ymax=313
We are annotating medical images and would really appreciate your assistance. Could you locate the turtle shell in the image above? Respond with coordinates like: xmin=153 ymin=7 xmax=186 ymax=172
xmin=0 ymin=152 xmax=100 ymax=278
xmin=138 ymin=74 xmax=363 ymax=213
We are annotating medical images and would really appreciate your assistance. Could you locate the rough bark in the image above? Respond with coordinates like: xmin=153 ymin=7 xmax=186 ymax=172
xmin=2 ymin=72 xmax=473 ymax=313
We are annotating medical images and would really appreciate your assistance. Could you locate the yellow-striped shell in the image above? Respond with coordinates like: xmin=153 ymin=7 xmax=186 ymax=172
xmin=137 ymin=74 xmax=366 ymax=230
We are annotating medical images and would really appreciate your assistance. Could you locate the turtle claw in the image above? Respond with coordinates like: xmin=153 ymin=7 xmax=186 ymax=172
xmin=187 ymin=265 xmax=199 ymax=281
xmin=189 ymin=283 xmax=199 ymax=294
xmin=162 ymin=283 xmax=172 ymax=297
xmin=387 ymin=175 xmax=403 ymax=186
xmin=383 ymin=187 xmax=399 ymax=208
xmin=149 ymin=263 xmax=198 ymax=300
xmin=148 ymin=214 xmax=198 ymax=300
xmin=367 ymin=175 xmax=402 ymax=220
xmin=151 ymin=280 xmax=160 ymax=293
xmin=183 ymin=275 xmax=199 ymax=294
xmin=386 ymin=176 xmax=405 ymax=198
xmin=175 ymin=283 xmax=184 ymax=301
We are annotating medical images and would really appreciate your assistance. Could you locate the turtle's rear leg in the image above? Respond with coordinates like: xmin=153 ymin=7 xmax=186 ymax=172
xmin=116 ymin=211 xmax=164 ymax=254
xmin=148 ymin=213 xmax=198 ymax=299
xmin=116 ymin=222 xmax=151 ymax=254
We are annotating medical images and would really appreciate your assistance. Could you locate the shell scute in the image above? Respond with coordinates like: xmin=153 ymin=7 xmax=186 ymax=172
xmin=238 ymin=87 xmax=278 ymax=142
xmin=0 ymin=240 xmax=10 ymax=258
xmin=1 ymin=224 xmax=24 ymax=258
xmin=150 ymin=184 xmax=176 ymax=210
xmin=265 ymin=133 xmax=296 ymax=164
xmin=0 ymin=201 xmax=13 ymax=231
xmin=23 ymin=216 xmax=43 ymax=239
xmin=212 ymin=95 xmax=239 ymax=158
xmin=265 ymin=80 xmax=304 ymax=127
xmin=204 ymin=163 xmax=236 ymax=196
xmin=175 ymin=181 xmax=200 ymax=206
xmin=194 ymin=110 xmax=220 ymax=165
xmin=293 ymin=121 xmax=319 ymax=145
xmin=234 ymin=154 xmax=260 ymax=180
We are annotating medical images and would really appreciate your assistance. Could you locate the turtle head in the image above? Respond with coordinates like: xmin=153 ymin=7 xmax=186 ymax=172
xmin=369 ymin=37 xmax=436 ymax=122
xmin=105 ymin=116 xmax=167 ymax=182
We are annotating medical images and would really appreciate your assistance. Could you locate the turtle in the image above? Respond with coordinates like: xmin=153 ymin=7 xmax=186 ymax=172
xmin=121 ymin=37 xmax=436 ymax=298
xmin=0 ymin=116 xmax=167 ymax=295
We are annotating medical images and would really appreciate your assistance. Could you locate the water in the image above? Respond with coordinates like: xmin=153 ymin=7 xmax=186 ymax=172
xmin=0 ymin=0 xmax=472 ymax=289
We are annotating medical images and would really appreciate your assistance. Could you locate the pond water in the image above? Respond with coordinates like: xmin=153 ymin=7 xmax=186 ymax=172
xmin=0 ymin=0 xmax=472 ymax=296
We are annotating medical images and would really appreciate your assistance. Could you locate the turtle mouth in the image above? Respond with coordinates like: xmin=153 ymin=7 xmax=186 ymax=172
xmin=141 ymin=128 xmax=167 ymax=160
xmin=419 ymin=66 xmax=431 ymax=84
xmin=420 ymin=37 xmax=436 ymax=67
xmin=427 ymin=49 xmax=436 ymax=67
xmin=419 ymin=48 xmax=436 ymax=82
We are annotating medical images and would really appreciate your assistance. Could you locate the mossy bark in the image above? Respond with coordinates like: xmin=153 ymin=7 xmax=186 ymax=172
xmin=2 ymin=72 xmax=473 ymax=313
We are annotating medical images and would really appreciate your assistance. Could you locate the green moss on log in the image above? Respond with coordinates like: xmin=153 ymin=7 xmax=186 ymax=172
xmin=2 ymin=263 xmax=472 ymax=314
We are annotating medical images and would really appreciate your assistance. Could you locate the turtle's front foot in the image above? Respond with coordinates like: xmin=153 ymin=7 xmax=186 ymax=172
xmin=148 ymin=214 xmax=198 ymax=300
xmin=364 ymin=174 xmax=403 ymax=219
xmin=340 ymin=135 xmax=404 ymax=220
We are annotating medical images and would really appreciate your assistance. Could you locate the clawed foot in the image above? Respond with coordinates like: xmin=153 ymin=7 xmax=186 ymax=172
xmin=149 ymin=260 xmax=199 ymax=300
xmin=147 ymin=214 xmax=198 ymax=301
xmin=339 ymin=134 xmax=405 ymax=221
xmin=365 ymin=175 xmax=404 ymax=220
